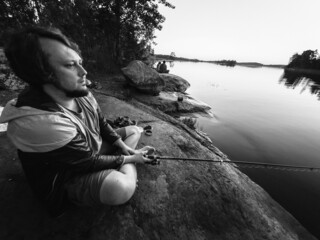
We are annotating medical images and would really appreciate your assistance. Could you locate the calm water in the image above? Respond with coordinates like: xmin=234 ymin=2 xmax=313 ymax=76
xmin=168 ymin=61 xmax=320 ymax=238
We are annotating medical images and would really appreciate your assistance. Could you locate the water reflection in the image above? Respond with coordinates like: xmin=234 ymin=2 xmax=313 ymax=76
xmin=280 ymin=70 xmax=320 ymax=99
xmin=169 ymin=61 xmax=320 ymax=238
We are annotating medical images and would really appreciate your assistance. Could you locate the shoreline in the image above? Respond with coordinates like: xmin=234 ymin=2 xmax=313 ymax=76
xmin=0 ymin=72 xmax=317 ymax=239
xmin=154 ymin=54 xmax=286 ymax=69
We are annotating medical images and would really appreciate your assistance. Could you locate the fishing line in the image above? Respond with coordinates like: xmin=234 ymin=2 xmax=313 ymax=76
xmin=146 ymin=155 xmax=320 ymax=173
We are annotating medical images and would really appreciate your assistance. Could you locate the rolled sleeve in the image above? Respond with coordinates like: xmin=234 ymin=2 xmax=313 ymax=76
xmin=97 ymin=108 xmax=121 ymax=144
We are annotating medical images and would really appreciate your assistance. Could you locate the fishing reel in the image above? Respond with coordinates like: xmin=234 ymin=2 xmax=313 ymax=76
xmin=144 ymin=155 xmax=160 ymax=165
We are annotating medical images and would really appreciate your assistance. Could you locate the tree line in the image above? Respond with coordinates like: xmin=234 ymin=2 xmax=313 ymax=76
xmin=283 ymin=49 xmax=320 ymax=99
xmin=0 ymin=0 xmax=174 ymax=73
xmin=287 ymin=49 xmax=320 ymax=70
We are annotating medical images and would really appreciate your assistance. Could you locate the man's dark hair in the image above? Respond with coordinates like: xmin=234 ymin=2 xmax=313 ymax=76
xmin=4 ymin=26 xmax=80 ymax=86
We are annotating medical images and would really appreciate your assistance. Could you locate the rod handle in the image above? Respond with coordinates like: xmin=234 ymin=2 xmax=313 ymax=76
xmin=144 ymin=155 xmax=160 ymax=165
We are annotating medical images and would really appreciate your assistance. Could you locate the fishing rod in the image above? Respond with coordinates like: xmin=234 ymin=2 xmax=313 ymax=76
xmin=145 ymin=155 xmax=320 ymax=172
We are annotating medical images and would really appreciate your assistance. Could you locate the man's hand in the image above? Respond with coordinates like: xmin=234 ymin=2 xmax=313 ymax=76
xmin=136 ymin=146 xmax=155 ymax=155
xmin=122 ymin=145 xmax=155 ymax=156
xmin=113 ymin=138 xmax=134 ymax=155
xmin=113 ymin=137 xmax=156 ymax=163
xmin=118 ymin=142 xmax=155 ymax=157
xmin=120 ymin=145 xmax=135 ymax=155
xmin=123 ymin=146 xmax=156 ymax=164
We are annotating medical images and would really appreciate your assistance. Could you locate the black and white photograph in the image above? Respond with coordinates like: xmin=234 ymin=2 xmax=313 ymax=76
xmin=0 ymin=0 xmax=320 ymax=239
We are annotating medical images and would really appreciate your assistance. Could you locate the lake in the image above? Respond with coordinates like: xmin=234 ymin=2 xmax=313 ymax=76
xmin=168 ymin=61 xmax=320 ymax=238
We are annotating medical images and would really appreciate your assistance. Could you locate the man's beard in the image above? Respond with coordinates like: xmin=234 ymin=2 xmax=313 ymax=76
xmin=53 ymin=79 xmax=89 ymax=98
xmin=64 ymin=88 xmax=89 ymax=98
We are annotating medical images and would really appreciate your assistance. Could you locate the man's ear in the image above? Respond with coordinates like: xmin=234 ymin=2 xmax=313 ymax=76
xmin=46 ymin=73 xmax=55 ymax=83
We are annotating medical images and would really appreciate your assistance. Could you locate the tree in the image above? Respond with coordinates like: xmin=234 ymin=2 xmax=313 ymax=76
xmin=170 ymin=52 xmax=176 ymax=59
xmin=287 ymin=50 xmax=320 ymax=70
xmin=98 ymin=0 xmax=175 ymax=65
xmin=0 ymin=0 xmax=175 ymax=72
xmin=0 ymin=0 xmax=38 ymax=45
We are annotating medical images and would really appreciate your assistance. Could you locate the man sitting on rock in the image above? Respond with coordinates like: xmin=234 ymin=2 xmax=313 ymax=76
xmin=159 ymin=61 xmax=168 ymax=73
xmin=0 ymin=27 xmax=154 ymax=217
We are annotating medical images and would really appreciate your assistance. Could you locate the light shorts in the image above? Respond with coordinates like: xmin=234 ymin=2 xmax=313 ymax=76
xmin=65 ymin=127 xmax=127 ymax=207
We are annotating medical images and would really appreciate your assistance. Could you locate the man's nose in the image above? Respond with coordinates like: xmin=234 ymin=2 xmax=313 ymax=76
xmin=78 ymin=65 xmax=87 ymax=77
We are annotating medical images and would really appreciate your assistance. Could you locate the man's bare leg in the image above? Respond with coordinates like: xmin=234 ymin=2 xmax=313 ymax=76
xmin=99 ymin=126 xmax=142 ymax=205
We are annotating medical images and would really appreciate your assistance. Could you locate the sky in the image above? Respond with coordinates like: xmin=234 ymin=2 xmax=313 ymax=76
xmin=153 ymin=0 xmax=320 ymax=65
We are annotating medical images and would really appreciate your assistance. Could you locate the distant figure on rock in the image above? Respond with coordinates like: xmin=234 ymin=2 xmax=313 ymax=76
xmin=159 ymin=61 xmax=169 ymax=73
xmin=156 ymin=61 xmax=161 ymax=72
xmin=0 ymin=26 xmax=155 ymax=217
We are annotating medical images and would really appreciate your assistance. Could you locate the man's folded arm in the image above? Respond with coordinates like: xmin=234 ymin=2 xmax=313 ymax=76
xmin=20 ymin=132 xmax=124 ymax=173
xmin=97 ymin=107 xmax=121 ymax=144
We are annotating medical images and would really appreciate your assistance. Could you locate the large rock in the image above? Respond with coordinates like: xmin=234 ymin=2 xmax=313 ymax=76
xmin=133 ymin=91 xmax=213 ymax=117
xmin=160 ymin=73 xmax=190 ymax=93
xmin=0 ymin=91 xmax=316 ymax=240
xmin=121 ymin=60 xmax=165 ymax=95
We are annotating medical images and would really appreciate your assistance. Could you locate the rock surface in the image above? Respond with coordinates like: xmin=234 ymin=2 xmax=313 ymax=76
xmin=0 ymin=89 xmax=316 ymax=240
xmin=121 ymin=60 xmax=165 ymax=95
xmin=160 ymin=73 xmax=190 ymax=92
xmin=133 ymin=90 xmax=213 ymax=117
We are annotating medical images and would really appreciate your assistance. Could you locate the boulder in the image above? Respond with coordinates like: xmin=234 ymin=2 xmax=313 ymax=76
xmin=0 ymin=91 xmax=316 ymax=240
xmin=121 ymin=60 xmax=165 ymax=95
xmin=133 ymin=91 xmax=213 ymax=117
xmin=160 ymin=73 xmax=190 ymax=93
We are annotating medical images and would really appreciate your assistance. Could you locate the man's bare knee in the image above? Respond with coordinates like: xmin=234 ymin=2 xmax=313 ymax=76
xmin=99 ymin=172 xmax=136 ymax=205
xmin=126 ymin=125 xmax=142 ymax=137
xmin=123 ymin=125 xmax=142 ymax=149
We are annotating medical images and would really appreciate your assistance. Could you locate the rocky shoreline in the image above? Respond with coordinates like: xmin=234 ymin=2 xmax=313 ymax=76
xmin=0 ymin=59 xmax=317 ymax=239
